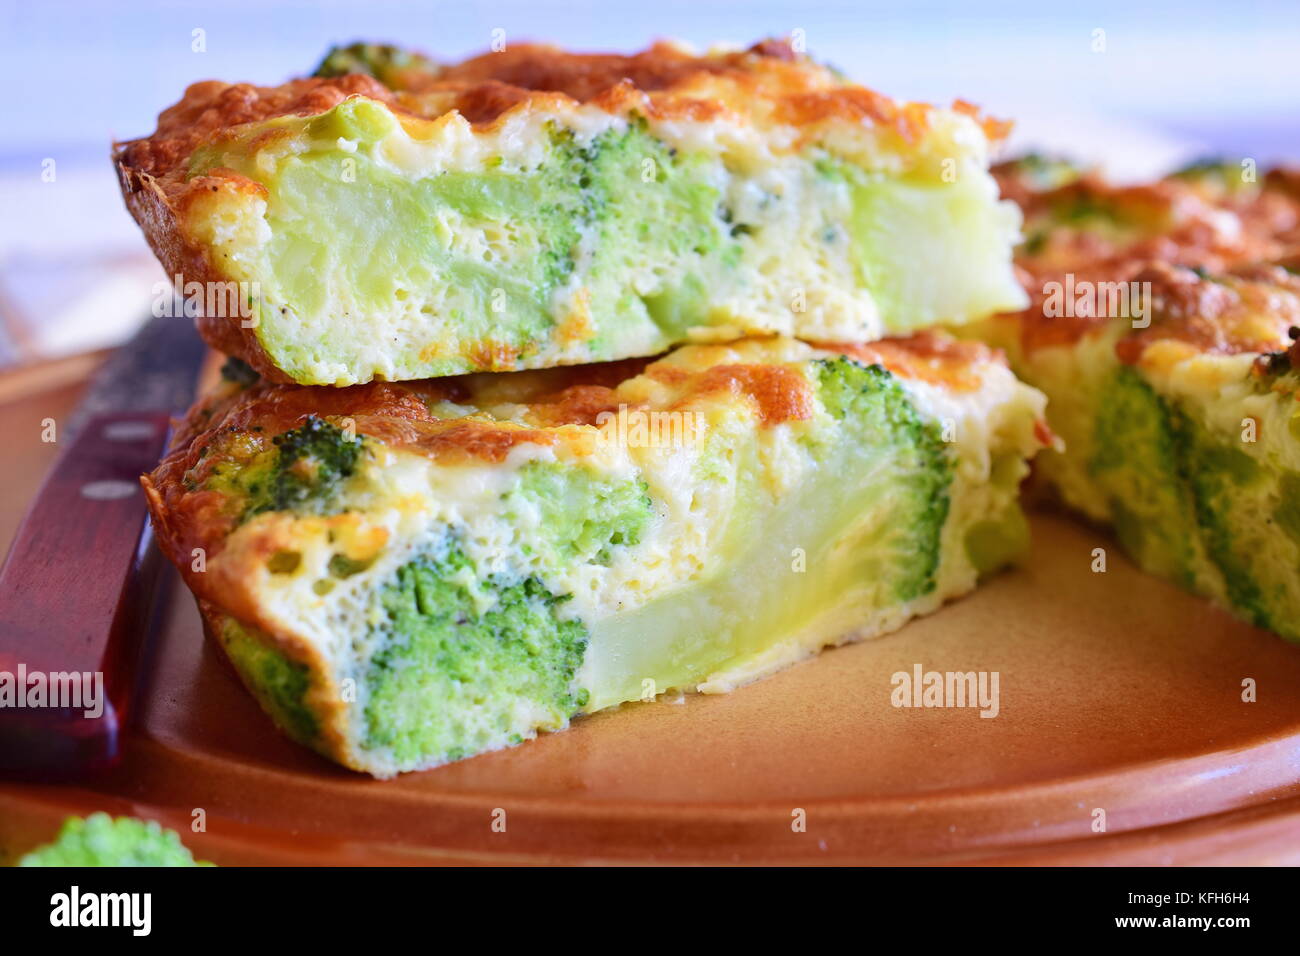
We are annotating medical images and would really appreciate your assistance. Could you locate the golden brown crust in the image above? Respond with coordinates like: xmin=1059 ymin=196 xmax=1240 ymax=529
xmin=424 ymin=41 xmax=790 ymax=102
xmin=119 ymin=38 xmax=1008 ymax=195
xmin=999 ymin=163 xmax=1300 ymax=360
xmin=825 ymin=331 xmax=999 ymax=391
xmin=114 ymin=156 xmax=295 ymax=383
xmin=1115 ymin=261 xmax=1300 ymax=365
xmin=1016 ymin=176 xmax=1256 ymax=282
xmin=387 ymin=39 xmax=1006 ymax=139
xmin=684 ymin=363 xmax=815 ymax=424
xmin=116 ymin=73 xmax=397 ymax=183
xmin=1171 ymin=166 xmax=1300 ymax=250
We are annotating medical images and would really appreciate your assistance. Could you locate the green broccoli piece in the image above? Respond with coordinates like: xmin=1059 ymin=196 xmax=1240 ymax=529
xmin=19 ymin=814 xmax=211 ymax=867
xmin=505 ymin=461 xmax=653 ymax=570
xmin=814 ymin=357 xmax=954 ymax=601
xmin=1176 ymin=418 xmax=1270 ymax=627
xmin=1168 ymin=157 xmax=1256 ymax=195
xmin=1003 ymin=153 xmax=1084 ymax=191
xmin=219 ymin=355 xmax=260 ymax=388
xmin=242 ymin=416 xmax=364 ymax=520
xmin=311 ymin=42 xmax=440 ymax=87
xmin=549 ymin=119 xmax=735 ymax=340
xmin=363 ymin=543 xmax=589 ymax=767
xmin=1274 ymin=472 xmax=1300 ymax=542
xmin=1089 ymin=366 xmax=1300 ymax=637
xmin=1090 ymin=367 xmax=1204 ymax=591
xmin=218 ymin=617 xmax=319 ymax=745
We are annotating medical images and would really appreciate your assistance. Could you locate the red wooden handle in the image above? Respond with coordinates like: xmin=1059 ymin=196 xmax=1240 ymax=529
xmin=0 ymin=411 xmax=172 ymax=775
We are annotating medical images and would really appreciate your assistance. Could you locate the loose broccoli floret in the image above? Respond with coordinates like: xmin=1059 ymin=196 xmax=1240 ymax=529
xmin=241 ymin=416 xmax=364 ymax=520
xmin=814 ymin=357 xmax=953 ymax=601
xmin=311 ymin=42 xmax=440 ymax=87
xmin=505 ymin=461 xmax=653 ymax=570
xmin=19 ymin=814 xmax=211 ymax=867
xmin=363 ymin=543 xmax=589 ymax=767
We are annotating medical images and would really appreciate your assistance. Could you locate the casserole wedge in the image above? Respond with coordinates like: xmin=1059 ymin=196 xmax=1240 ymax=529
xmin=143 ymin=334 xmax=1048 ymax=774
xmin=980 ymin=159 xmax=1300 ymax=639
xmin=115 ymin=39 xmax=1025 ymax=385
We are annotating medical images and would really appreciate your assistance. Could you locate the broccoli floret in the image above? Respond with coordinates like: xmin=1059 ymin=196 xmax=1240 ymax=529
xmin=1090 ymin=367 xmax=1204 ymax=590
xmin=1089 ymin=366 xmax=1300 ymax=636
xmin=1002 ymin=153 xmax=1083 ymax=191
xmin=19 ymin=814 xmax=211 ymax=867
xmin=552 ymin=119 xmax=735 ymax=340
xmin=311 ymin=42 xmax=439 ymax=87
xmin=1050 ymin=191 xmax=1125 ymax=227
xmin=1168 ymin=157 xmax=1256 ymax=196
xmin=363 ymin=543 xmax=589 ymax=767
xmin=219 ymin=355 xmax=260 ymax=388
xmin=505 ymin=461 xmax=653 ymax=570
xmin=814 ymin=357 xmax=954 ymax=600
xmin=242 ymin=416 xmax=364 ymax=520
xmin=1174 ymin=411 xmax=1271 ymax=627
xmin=218 ymin=617 xmax=319 ymax=745
xmin=1275 ymin=473 xmax=1300 ymax=541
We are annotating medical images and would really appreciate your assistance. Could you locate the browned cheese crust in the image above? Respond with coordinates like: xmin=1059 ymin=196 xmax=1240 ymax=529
xmin=991 ymin=159 xmax=1300 ymax=362
xmin=114 ymin=39 xmax=1011 ymax=382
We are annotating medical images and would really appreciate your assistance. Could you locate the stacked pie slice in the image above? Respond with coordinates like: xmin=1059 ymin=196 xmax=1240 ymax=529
xmin=118 ymin=38 xmax=1054 ymax=774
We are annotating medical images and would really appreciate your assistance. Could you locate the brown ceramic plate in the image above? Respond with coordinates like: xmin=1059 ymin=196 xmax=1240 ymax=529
xmin=3 ymin=508 xmax=1300 ymax=864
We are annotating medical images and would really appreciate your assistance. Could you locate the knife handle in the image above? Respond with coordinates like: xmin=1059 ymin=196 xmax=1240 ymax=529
xmin=0 ymin=411 xmax=172 ymax=776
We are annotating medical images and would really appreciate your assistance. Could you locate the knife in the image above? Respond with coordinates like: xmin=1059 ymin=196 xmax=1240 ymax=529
xmin=0 ymin=312 xmax=206 ymax=775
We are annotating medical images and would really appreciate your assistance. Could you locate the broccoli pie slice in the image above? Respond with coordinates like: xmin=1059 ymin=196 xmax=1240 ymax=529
xmin=979 ymin=159 xmax=1300 ymax=640
xmin=144 ymin=335 xmax=1048 ymax=775
xmin=115 ymin=38 xmax=1024 ymax=386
